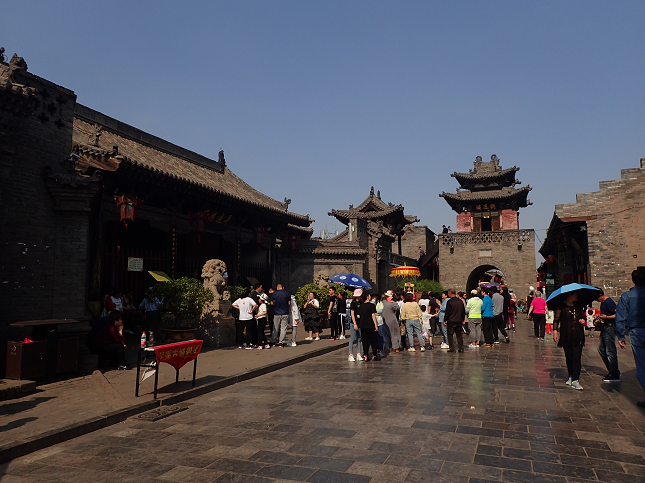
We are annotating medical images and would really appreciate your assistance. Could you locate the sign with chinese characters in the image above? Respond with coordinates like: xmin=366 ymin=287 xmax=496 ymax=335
xmin=153 ymin=340 xmax=203 ymax=371
xmin=127 ymin=257 xmax=143 ymax=272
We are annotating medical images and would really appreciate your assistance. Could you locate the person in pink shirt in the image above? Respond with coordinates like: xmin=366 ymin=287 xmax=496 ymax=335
xmin=528 ymin=291 xmax=548 ymax=340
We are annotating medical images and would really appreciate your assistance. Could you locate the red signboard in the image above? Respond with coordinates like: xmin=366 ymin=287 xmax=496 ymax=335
xmin=153 ymin=340 xmax=203 ymax=372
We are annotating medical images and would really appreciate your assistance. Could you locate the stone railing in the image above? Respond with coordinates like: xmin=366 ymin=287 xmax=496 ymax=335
xmin=440 ymin=229 xmax=533 ymax=246
xmin=388 ymin=252 xmax=418 ymax=267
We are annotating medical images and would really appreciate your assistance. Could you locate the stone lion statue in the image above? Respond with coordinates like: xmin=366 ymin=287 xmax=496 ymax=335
xmin=313 ymin=272 xmax=330 ymax=288
xmin=202 ymin=259 xmax=228 ymax=317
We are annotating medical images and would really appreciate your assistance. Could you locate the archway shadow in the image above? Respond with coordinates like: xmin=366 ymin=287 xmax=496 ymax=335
xmin=466 ymin=264 xmax=503 ymax=294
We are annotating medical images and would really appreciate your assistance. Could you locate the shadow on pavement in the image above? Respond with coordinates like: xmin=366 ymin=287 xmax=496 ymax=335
xmin=0 ymin=417 xmax=39 ymax=433
xmin=0 ymin=396 xmax=56 ymax=416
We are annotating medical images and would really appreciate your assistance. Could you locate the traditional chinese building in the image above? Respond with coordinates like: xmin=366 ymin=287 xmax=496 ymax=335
xmin=438 ymin=155 xmax=536 ymax=296
xmin=0 ymin=51 xmax=312 ymax=340
xmin=539 ymin=158 xmax=645 ymax=298
xmin=278 ymin=188 xmax=423 ymax=292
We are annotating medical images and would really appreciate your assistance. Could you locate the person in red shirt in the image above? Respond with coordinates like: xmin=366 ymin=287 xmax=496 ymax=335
xmin=528 ymin=292 xmax=548 ymax=340
xmin=93 ymin=311 xmax=130 ymax=370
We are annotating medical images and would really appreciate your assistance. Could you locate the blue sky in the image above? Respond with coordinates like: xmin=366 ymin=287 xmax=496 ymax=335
xmin=5 ymin=1 xmax=644 ymax=263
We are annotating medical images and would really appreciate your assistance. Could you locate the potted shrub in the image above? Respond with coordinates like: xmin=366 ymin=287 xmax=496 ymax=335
xmin=148 ymin=277 xmax=214 ymax=342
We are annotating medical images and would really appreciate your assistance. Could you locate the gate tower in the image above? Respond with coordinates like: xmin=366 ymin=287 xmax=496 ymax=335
xmin=438 ymin=155 xmax=536 ymax=298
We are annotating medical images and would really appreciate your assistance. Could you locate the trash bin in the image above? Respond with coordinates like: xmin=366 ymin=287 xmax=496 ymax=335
xmin=6 ymin=341 xmax=47 ymax=380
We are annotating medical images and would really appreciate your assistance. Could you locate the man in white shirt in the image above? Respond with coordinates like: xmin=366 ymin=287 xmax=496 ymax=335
xmin=233 ymin=289 xmax=258 ymax=349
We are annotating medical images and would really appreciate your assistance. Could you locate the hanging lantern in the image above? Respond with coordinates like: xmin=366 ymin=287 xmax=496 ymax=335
xmin=253 ymin=227 xmax=268 ymax=250
xmin=114 ymin=195 xmax=141 ymax=228
xmin=390 ymin=264 xmax=421 ymax=278
xmin=189 ymin=211 xmax=214 ymax=243
xmin=286 ymin=235 xmax=301 ymax=253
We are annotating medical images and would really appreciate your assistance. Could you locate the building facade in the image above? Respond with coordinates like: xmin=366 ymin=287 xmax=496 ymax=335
xmin=539 ymin=158 xmax=645 ymax=298
xmin=0 ymin=52 xmax=312 ymax=335
xmin=278 ymin=188 xmax=422 ymax=293
xmin=438 ymin=155 xmax=536 ymax=297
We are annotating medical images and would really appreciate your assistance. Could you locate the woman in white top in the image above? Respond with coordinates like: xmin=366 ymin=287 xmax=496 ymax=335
xmin=255 ymin=293 xmax=270 ymax=349
xmin=303 ymin=292 xmax=321 ymax=340
xmin=289 ymin=295 xmax=301 ymax=347
xmin=233 ymin=289 xmax=258 ymax=349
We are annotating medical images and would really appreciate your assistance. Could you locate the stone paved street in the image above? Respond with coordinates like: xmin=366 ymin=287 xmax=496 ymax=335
xmin=3 ymin=321 xmax=645 ymax=483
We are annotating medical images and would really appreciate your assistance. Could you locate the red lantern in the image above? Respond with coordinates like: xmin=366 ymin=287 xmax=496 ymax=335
xmin=114 ymin=195 xmax=141 ymax=228
xmin=253 ymin=227 xmax=268 ymax=250
xmin=189 ymin=211 xmax=212 ymax=243
xmin=286 ymin=235 xmax=301 ymax=253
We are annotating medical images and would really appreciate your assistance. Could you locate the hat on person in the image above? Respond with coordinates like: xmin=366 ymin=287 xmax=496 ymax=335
xmin=384 ymin=290 xmax=394 ymax=297
xmin=471 ymin=289 xmax=478 ymax=295
xmin=259 ymin=293 xmax=269 ymax=303
xmin=353 ymin=288 xmax=363 ymax=297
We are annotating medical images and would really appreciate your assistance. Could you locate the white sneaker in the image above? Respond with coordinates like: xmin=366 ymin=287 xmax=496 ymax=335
xmin=420 ymin=347 xmax=426 ymax=352
xmin=339 ymin=335 xmax=346 ymax=339
xmin=357 ymin=353 xmax=363 ymax=362
xmin=408 ymin=347 xmax=416 ymax=352
xmin=348 ymin=354 xmax=355 ymax=362
xmin=565 ymin=377 xmax=572 ymax=385
xmin=468 ymin=343 xmax=478 ymax=349
xmin=290 ymin=341 xmax=297 ymax=347
xmin=314 ymin=337 xmax=320 ymax=341
xmin=264 ymin=344 xmax=270 ymax=349
xmin=305 ymin=337 xmax=313 ymax=340
xmin=440 ymin=342 xmax=449 ymax=349
xmin=571 ymin=380 xmax=583 ymax=390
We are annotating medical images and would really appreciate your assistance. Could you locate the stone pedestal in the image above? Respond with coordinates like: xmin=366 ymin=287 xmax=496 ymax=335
xmin=198 ymin=315 xmax=236 ymax=348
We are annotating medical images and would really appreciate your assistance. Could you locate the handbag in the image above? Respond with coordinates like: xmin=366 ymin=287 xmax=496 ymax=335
xmin=400 ymin=322 xmax=406 ymax=337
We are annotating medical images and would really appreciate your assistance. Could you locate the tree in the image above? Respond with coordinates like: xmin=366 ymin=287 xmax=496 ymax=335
xmin=149 ymin=278 xmax=214 ymax=326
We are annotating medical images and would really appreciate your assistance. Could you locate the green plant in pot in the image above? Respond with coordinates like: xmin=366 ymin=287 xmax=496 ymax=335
xmin=149 ymin=277 xmax=214 ymax=342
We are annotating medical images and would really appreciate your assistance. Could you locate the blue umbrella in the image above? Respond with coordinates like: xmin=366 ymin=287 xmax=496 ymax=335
xmin=328 ymin=273 xmax=372 ymax=290
xmin=546 ymin=283 xmax=600 ymax=309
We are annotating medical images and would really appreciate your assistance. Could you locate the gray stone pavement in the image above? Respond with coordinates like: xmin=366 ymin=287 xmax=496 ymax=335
xmin=3 ymin=320 xmax=645 ymax=482
xmin=0 ymin=330 xmax=346 ymax=447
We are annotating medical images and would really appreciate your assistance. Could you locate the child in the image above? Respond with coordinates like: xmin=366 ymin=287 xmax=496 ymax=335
xmin=586 ymin=305 xmax=595 ymax=338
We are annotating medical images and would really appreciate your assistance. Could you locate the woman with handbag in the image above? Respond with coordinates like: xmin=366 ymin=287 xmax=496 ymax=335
xmin=303 ymin=292 xmax=321 ymax=341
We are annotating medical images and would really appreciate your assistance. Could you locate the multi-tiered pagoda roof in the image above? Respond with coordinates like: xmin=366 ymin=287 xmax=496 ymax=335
xmin=440 ymin=155 xmax=532 ymax=213
xmin=329 ymin=187 xmax=418 ymax=236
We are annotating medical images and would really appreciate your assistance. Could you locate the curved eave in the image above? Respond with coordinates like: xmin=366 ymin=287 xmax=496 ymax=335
xmin=121 ymin=158 xmax=311 ymax=226
xmin=451 ymin=166 xmax=519 ymax=182
xmin=440 ymin=186 xmax=532 ymax=213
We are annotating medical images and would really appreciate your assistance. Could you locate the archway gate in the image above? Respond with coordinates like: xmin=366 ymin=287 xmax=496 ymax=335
xmin=438 ymin=230 xmax=536 ymax=300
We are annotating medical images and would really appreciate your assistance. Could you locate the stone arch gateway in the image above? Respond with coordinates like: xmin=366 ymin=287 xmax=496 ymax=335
xmin=439 ymin=230 xmax=536 ymax=299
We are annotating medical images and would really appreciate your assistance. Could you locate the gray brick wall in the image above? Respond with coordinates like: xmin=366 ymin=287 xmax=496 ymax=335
xmin=554 ymin=165 xmax=645 ymax=298
xmin=438 ymin=230 xmax=536 ymax=300
xmin=0 ymin=69 xmax=77 ymax=324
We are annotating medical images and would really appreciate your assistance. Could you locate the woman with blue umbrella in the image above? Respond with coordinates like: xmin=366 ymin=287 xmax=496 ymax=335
xmin=548 ymin=283 xmax=601 ymax=390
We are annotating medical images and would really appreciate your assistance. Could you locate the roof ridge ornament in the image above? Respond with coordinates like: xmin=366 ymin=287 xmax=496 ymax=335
xmin=282 ymin=197 xmax=291 ymax=211
xmin=370 ymin=186 xmax=374 ymax=196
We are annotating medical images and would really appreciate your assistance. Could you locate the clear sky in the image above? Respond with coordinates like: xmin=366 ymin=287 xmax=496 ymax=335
xmin=5 ymin=1 xmax=644 ymax=264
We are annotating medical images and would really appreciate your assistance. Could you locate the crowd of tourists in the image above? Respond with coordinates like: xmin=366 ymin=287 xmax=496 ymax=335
xmin=94 ymin=266 xmax=645 ymax=407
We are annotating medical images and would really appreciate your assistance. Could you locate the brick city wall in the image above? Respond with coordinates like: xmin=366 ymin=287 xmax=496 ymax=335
xmin=438 ymin=230 xmax=536 ymax=299
xmin=400 ymin=225 xmax=433 ymax=259
xmin=0 ymin=66 xmax=77 ymax=324
xmin=554 ymin=161 xmax=645 ymax=298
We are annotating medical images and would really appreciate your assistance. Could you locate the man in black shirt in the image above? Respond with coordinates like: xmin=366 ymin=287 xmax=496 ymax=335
xmin=596 ymin=289 xmax=620 ymax=382
xmin=355 ymin=292 xmax=379 ymax=361
xmin=501 ymin=286 xmax=512 ymax=330
xmin=444 ymin=288 xmax=466 ymax=353
xmin=327 ymin=287 xmax=340 ymax=340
